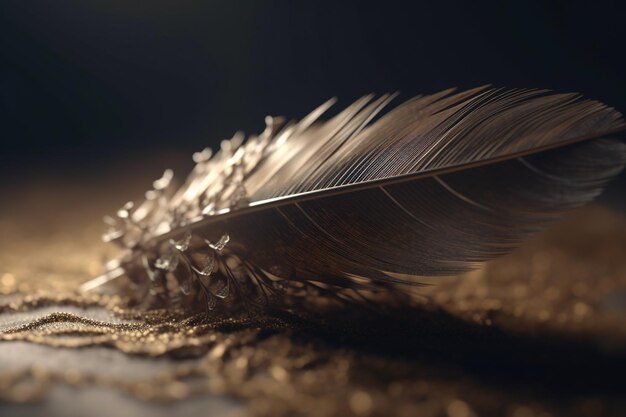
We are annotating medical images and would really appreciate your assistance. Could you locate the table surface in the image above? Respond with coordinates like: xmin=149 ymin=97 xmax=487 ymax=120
xmin=1 ymin=163 xmax=625 ymax=417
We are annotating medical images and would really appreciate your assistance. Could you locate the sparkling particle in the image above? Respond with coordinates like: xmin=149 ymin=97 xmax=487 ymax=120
xmin=166 ymin=381 xmax=190 ymax=400
xmin=269 ymin=365 xmax=288 ymax=382
xmin=1 ymin=272 xmax=16 ymax=287
xmin=209 ymin=343 xmax=227 ymax=360
xmin=350 ymin=390 xmax=374 ymax=417
xmin=447 ymin=399 xmax=471 ymax=417
xmin=574 ymin=302 xmax=590 ymax=317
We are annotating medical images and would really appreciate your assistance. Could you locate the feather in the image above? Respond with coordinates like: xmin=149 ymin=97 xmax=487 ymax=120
xmin=81 ymin=86 xmax=626 ymax=312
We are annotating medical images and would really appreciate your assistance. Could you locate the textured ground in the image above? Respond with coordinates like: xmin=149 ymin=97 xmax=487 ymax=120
xmin=1 ymin=161 xmax=625 ymax=417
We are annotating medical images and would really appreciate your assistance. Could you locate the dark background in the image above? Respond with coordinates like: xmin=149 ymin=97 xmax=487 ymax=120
xmin=1 ymin=1 xmax=625 ymax=206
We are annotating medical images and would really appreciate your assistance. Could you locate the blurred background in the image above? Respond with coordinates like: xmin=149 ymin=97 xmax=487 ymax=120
xmin=1 ymin=0 xmax=625 ymax=207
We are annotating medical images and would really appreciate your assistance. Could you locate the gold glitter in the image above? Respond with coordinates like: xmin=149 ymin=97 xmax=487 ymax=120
xmin=1 ymin=272 xmax=16 ymax=286
xmin=235 ymin=356 xmax=249 ymax=369
xmin=210 ymin=343 xmax=227 ymax=360
xmin=349 ymin=390 xmax=373 ymax=416
xmin=447 ymin=399 xmax=471 ymax=417
xmin=166 ymin=381 xmax=190 ymax=400
xmin=269 ymin=365 xmax=289 ymax=382
xmin=574 ymin=302 xmax=590 ymax=317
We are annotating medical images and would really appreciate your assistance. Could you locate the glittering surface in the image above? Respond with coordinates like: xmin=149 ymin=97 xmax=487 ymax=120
xmin=1 ymin=169 xmax=626 ymax=417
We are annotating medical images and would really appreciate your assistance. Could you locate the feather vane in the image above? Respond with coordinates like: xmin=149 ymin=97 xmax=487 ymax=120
xmin=82 ymin=87 xmax=626 ymax=312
